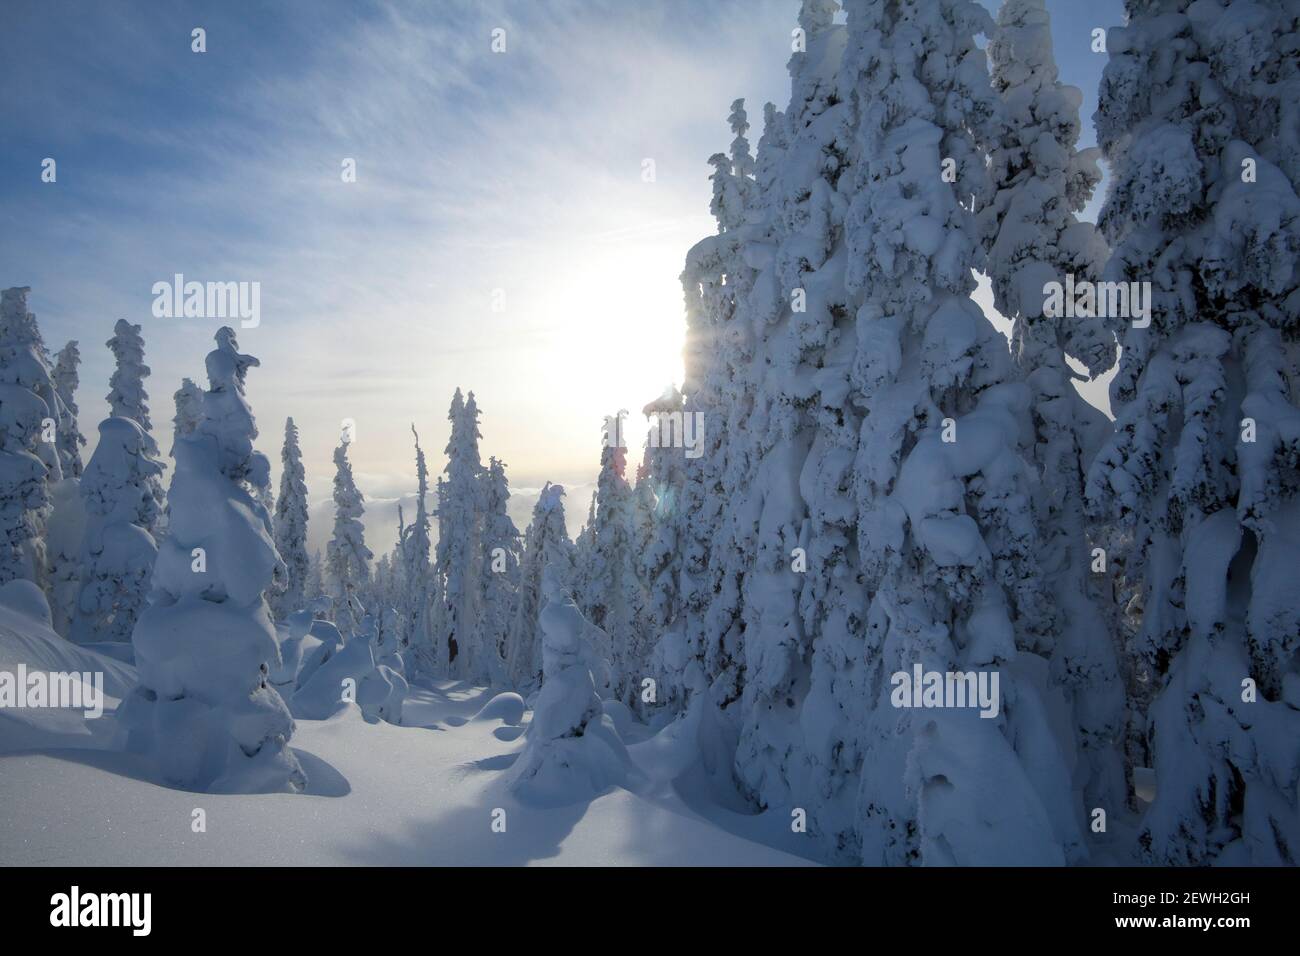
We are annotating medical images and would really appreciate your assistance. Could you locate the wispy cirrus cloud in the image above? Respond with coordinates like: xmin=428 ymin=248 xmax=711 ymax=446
xmin=1 ymin=0 xmax=1124 ymax=530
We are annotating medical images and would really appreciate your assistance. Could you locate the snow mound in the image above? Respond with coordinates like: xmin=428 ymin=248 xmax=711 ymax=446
xmin=0 ymin=601 xmax=136 ymax=752
xmin=473 ymin=691 xmax=524 ymax=725
xmin=0 ymin=579 xmax=52 ymax=628
xmin=292 ymin=625 xmax=406 ymax=725
xmin=600 ymin=698 xmax=636 ymax=738
xmin=269 ymin=609 xmax=323 ymax=690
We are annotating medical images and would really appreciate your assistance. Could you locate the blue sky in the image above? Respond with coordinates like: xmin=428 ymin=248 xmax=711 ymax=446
xmin=0 ymin=0 xmax=1126 ymax=535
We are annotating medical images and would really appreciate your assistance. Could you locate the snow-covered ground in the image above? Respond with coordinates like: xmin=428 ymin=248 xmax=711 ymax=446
xmin=0 ymin=606 xmax=818 ymax=867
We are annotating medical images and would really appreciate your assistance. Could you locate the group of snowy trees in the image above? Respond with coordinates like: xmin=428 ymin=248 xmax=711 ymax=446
xmin=310 ymin=387 xmax=529 ymax=689
xmin=0 ymin=299 xmax=552 ymax=790
xmin=615 ymin=0 xmax=1298 ymax=867
xmin=0 ymin=293 xmax=163 ymax=646
xmin=0 ymin=295 xmax=304 ymax=791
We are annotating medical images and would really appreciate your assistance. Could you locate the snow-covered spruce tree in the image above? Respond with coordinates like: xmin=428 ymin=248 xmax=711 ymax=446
xmin=637 ymin=388 xmax=685 ymax=651
xmin=105 ymin=319 xmax=156 ymax=450
xmin=705 ymin=0 xmax=852 ymax=845
xmin=478 ymin=456 xmax=520 ymax=683
xmin=630 ymin=460 xmax=658 ymax=607
xmin=72 ymin=416 xmax=165 ymax=643
xmin=978 ymin=0 xmax=1125 ymax=815
xmin=585 ymin=442 xmax=651 ymax=705
xmin=71 ymin=317 xmax=169 ymax=642
xmin=99 ymin=318 xmax=165 ymax=534
xmin=173 ymin=377 xmax=203 ymax=440
xmin=271 ymin=417 xmax=310 ymax=621
xmin=571 ymin=490 xmax=597 ymax=616
xmin=45 ymin=474 xmax=85 ymax=639
xmin=51 ymin=341 xmax=85 ymax=479
xmin=435 ymin=388 xmax=485 ymax=678
xmin=0 ymin=287 xmax=65 ymax=587
xmin=827 ymin=0 xmax=1088 ymax=865
xmin=638 ymin=390 xmax=707 ymax=715
xmin=366 ymin=547 xmax=404 ymax=668
xmin=154 ymin=377 xmax=205 ymax=541
xmin=675 ymin=92 xmax=776 ymax=725
xmin=326 ymin=439 xmax=371 ymax=636
xmin=399 ymin=424 xmax=432 ymax=656
xmin=1086 ymin=0 xmax=1300 ymax=865
xmin=305 ymin=549 xmax=325 ymax=607
xmin=424 ymin=533 xmax=448 ymax=674
xmin=46 ymin=340 xmax=88 ymax=635
xmin=509 ymin=564 xmax=632 ymax=805
xmin=505 ymin=482 xmax=576 ymax=693
xmin=123 ymin=326 xmax=305 ymax=793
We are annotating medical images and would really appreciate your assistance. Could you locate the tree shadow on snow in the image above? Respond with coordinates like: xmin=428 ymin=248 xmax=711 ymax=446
xmin=293 ymin=748 xmax=350 ymax=797
xmin=400 ymin=681 xmax=502 ymax=730
xmin=334 ymin=771 xmax=593 ymax=865
xmin=3 ymin=743 xmax=350 ymax=798
xmin=1 ymin=745 xmax=162 ymax=786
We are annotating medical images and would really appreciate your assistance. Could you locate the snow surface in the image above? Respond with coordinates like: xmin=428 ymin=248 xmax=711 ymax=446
xmin=0 ymin=610 xmax=817 ymax=866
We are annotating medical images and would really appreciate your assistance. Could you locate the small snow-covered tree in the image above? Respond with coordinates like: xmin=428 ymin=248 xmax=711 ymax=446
xmin=0 ymin=287 xmax=64 ymax=587
xmin=47 ymin=339 xmax=88 ymax=634
xmin=159 ymin=378 xmax=205 ymax=540
xmin=478 ymin=456 xmax=521 ymax=682
xmin=123 ymin=326 xmax=305 ymax=793
xmin=1087 ymin=0 xmax=1300 ymax=865
xmin=271 ymin=417 xmax=310 ymax=620
xmin=509 ymin=564 xmax=630 ymax=804
xmin=98 ymin=318 xmax=164 ymax=535
xmin=326 ymin=439 xmax=371 ymax=635
xmin=105 ymin=319 xmax=155 ymax=447
xmin=51 ymin=341 xmax=85 ymax=479
xmin=505 ymin=482 xmax=576 ymax=692
xmin=72 ymin=417 xmax=164 ymax=643
xmin=173 ymin=377 xmax=203 ymax=440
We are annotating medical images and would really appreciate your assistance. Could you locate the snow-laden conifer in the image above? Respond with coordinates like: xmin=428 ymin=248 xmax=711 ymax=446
xmin=123 ymin=326 xmax=304 ymax=793
xmin=436 ymin=388 xmax=484 ymax=677
xmin=980 ymin=0 xmax=1125 ymax=814
xmin=51 ymin=341 xmax=85 ymax=479
xmin=478 ymin=456 xmax=520 ymax=683
xmin=326 ymin=439 xmax=371 ymax=636
xmin=506 ymin=482 xmax=575 ymax=693
xmin=271 ymin=417 xmax=310 ymax=620
xmin=1086 ymin=0 xmax=1300 ymax=865
xmin=0 ymin=288 xmax=65 ymax=588
xmin=72 ymin=416 xmax=164 ymax=643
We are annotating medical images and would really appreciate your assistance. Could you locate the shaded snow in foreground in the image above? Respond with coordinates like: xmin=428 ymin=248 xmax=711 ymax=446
xmin=0 ymin=609 xmax=817 ymax=867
